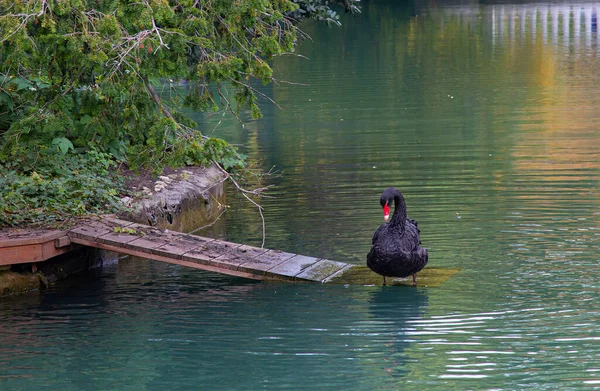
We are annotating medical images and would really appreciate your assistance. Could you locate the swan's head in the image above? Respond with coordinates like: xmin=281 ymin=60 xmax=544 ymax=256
xmin=380 ymin=190 xmax=394 ymax=221
xmin=380 ymin=187 xmax=401 ymax=221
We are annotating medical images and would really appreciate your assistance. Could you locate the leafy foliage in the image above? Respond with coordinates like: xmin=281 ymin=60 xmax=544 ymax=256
xmin=0 ymin=0 xmax=360 ymax=226
xmin=0 ymin=150 xmax=125 ymax=227
xmin=291 ymin=0 xmax=360 ymax=26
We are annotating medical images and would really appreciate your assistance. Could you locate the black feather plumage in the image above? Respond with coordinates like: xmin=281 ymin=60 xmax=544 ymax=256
xmin=367 ymin=188 xmax=428 ymax=284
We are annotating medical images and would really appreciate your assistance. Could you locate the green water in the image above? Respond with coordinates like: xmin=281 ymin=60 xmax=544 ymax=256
xmin=2 ymin=0 xmax=600 ymax=389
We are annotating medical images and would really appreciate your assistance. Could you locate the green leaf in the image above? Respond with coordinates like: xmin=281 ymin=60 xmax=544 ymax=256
xmin=52 ymin=137 xmax=75 ymax=155
xmin=79 ymin=115 xmax=92 ymax=125
xmin=0 ymin=92 xmax=14 ymax=110
xmin=10 ymin=77 xmax=31 ymax=91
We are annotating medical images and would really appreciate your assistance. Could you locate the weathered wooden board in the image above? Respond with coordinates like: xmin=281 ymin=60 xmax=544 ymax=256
xmin=153 ymin=235 xmax=212 ymax=258
xmin=295 ymin=260 xmax=350 ymax=282
xmin=68 ymin=222 xmax=112 ymax=242
xmin=0 ymin=229 xmax=72 ymax=265
xmin=265 ymin=255 xmax=321 ymax=279
xmin=0 ymin=230 xmax=66 ymax=247
xmin=238 ymin=249 xmax=296 ymax=274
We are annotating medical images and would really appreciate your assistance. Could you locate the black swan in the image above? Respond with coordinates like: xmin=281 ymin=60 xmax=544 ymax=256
xmin=367 ymin=187 xmax=428 ymax=285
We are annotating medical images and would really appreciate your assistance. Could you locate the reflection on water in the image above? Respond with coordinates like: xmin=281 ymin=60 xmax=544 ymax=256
xmin=0 ymin=261 xmax=429 ymax=390
xmin=418 ymin=2 xmax=600 ymax=54
xmin=2 ymin=0 xmax=600 ymax=389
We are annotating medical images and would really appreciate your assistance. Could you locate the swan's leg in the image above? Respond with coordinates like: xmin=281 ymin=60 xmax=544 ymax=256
xmin=383 ymin=276 xmax=387 ymax=286
xmin=412 ymin=274 xmax=417 ymax=285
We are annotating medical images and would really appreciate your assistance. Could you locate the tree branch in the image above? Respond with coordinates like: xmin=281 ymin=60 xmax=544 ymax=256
xmin=144 ymin=77 xmax=175 ymax=121
xmin=212 ymin=160 xmax=273 ymax=248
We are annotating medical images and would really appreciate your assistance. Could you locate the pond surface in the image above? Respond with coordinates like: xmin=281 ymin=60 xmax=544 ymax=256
xmin=2 ymin=0 xmax=600 ymax=389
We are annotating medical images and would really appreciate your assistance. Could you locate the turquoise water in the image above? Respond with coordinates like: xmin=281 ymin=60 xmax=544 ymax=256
xmin=2 ymin=0 xmax=600 ymax=389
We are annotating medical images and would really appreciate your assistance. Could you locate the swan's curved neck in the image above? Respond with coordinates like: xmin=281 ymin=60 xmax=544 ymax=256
xmin=390 ymin=193 xmax=407 ymax=230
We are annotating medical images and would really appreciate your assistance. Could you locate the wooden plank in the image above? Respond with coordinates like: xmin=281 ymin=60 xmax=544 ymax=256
xmin=41 ymin=240 xmax=72 ymax=261
xmin=126 ymin=233 xmax=172 ymax=253
xmin=69 ymin=222 xmax=112 ymax=242
xmin=266 ymin=255 xmax=322 ymax=279
xmin=125 ymin=222 xmax=161 ymax=231
xmin=236 ymin=245 xmax=269 ymax=259
xmin=172 ymin=232 xmax=216 ymax=245
xmin=100 ymin=217 xmax=136 ymax=228
xmin=0 ymin=231 xmax=72 ymax=265
xmin=199 ymin=240 xmax=245 ymax=267
xmin=295 ymin=259 xmax=349 ymax=282
xmin=181 ymin=240 xmax=245 ymax=270
xmin=0 ymin=244 xmax=43 ymax=265
xmin=97 ymin=231 xmax=140 ymax=247
xmin=181 ymin=248 xmax=224 ymax=267
xmin=54 ymin=236 xmax=71 ymax=248
xmin=238 ymin=249 xmax=296 ymax=275
xmin=68 ymin=237 xmax=270 ymax=280
xmin=0 ymin=230 xmax=67 ymax=248
xmin=153 ymin=234 xmax=212 ymax=258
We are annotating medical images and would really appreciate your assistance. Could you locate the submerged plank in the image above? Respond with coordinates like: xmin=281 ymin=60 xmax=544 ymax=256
xmin=325 ymin=266 xmax=461 ymax=287
xmin=265 ymin=255 xmax=322 ymax=279
xmin=295 ymin=260 xmax=350 ymax=282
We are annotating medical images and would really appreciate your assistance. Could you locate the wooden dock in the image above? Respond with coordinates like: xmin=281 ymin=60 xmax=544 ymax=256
xmin=1 ymin=217 xmax=459 ymax=287
xmin=68 ymin=217 xmax=353 ymax=283
xmin=0 ymin=229 xmax=72 ymax=266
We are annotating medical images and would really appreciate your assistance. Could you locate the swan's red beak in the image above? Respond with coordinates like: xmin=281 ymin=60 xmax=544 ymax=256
xmin=383 ymin=204 xmax=390 ymax=221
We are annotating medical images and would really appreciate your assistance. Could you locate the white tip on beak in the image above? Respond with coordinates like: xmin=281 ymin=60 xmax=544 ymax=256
xmin=384 ymin=214 xmax=389 ymax=221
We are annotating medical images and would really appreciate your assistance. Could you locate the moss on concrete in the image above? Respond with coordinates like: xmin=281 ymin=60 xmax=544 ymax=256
xmin=120 ymin=165 xmax=227 ymax=233
xmin=0 ymin=268 xmax=48 ymax=296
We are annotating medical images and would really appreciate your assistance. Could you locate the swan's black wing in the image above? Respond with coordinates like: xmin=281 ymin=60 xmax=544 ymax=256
xmin=409 ymin=218 xmax=422 ymax=244
xmin=371 ymin=223 xmax=386 ymax=245
xmin=403 ymin=218 xmax=422 ymax=250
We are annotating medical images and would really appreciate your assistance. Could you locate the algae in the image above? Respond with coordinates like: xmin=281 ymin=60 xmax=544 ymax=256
xmin=0 ymin=268 xmax=47 ymax=296
xmin=326 ymin=266 xmax=461 ymax=287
